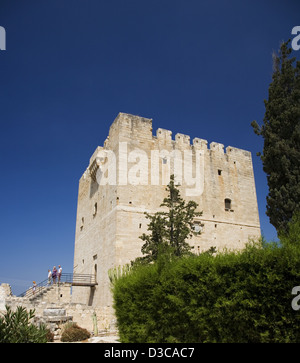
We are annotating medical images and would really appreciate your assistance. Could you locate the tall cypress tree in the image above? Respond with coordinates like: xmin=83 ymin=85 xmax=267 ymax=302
xmin=251 ymin=40 xmax=300 ymax=233
xmin=137 ymin=175 xmax=203 ymax=264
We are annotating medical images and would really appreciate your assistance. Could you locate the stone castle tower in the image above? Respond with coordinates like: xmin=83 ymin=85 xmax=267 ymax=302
xmin=72 ymin=113 xmax=260 ymax=316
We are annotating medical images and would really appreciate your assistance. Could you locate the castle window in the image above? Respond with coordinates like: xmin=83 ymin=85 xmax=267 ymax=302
xmin=94 ymin=264 xmax=97 ymax=283
xmin=218 ymin=169 xmax=222 ymax=176
xmin=224 ymin=198 xmax=231 ymax=211
xmin=139 ymin=223 xmax=142 ymax=229
xmin=93 ymin=202 xmax=97 ymax=217
xmin=80 ymin=217 xmax=84 ymax=231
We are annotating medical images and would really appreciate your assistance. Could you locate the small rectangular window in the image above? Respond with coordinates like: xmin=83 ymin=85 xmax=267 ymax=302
xmin=218 ymin=169 xmax=222 ymax=175
xmin=225 ymin=198 xmax=231 ymax=211
xmin=93 ymin=203 xmax=97 ymax=217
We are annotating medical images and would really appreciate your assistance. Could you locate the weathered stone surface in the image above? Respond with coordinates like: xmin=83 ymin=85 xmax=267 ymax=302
xmin=0 ymin=283 xmax=12 ymax=311
xmin=43 ymin=308 xmax=66 ymax=317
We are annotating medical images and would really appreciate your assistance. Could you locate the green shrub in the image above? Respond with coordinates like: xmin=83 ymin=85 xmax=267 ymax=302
xmin=112 ymin=225 xmax=300 ymax=343
xmin=0 ymin=305 xmax=48 ymax=343
xmin=60 ymin=322 xmax=90 ymax=342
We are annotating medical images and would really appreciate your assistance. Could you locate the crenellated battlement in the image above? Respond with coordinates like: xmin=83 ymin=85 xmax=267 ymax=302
xmin=175 ymin=133 xmax=191 ymax=147
xmin=209 ymin=142 xmax=224 ymax=153
xmin=105 ymin=113 xmax=252 ymax=160
xmin=226 ymin=146 xmax=252 ymax=159
xmin=193 ymin=138 xmax=208 ymax=150
xmin=156 ymin=128 xmax=172 ymax=143
xmin=85 ymin=114 xmax=253 ymax=180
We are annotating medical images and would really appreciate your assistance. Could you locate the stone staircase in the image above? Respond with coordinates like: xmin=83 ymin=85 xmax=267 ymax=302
xmin=18 ymin=273 xmax=97 ymax=301
xmin=28 ymin=283 xmax=72 ymax=304
xmin=27 ymin=285 xmax=54 ymax=302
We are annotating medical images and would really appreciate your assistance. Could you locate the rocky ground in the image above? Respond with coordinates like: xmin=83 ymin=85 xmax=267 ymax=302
xmin=85 ymin=334 xmax=120 ymax=343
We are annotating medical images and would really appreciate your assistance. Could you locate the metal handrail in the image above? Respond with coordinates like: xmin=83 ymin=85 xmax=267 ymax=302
xmin=18 ymin=273 xmax=97 ymax=299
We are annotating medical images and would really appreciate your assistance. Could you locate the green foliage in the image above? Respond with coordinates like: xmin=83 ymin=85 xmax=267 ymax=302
xmin=251 ymin=39 xmax=300 ymax=233
xmin=108 ymin=264 xmax=132 ymax=286
xmin=113 ymin=217 xmax=300 ymax=343
xmin=137 ymin=175 xmax=203 ymax=264
xmin=60 ymin=322 xmax=90 ymax=342
xmin=279 ymin=212 xmax=300 ymax=248
xmin=0 ymin=305 xmax=48 ymax=343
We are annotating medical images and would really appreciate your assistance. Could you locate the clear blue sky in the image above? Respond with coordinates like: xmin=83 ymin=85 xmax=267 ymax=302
xmin=0 ymin=0 xmax=299 ymax=295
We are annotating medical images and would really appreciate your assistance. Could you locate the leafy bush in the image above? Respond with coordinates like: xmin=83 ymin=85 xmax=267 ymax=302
xmin=60 ymin=322 xmax=90 ymax=342
xmin=112 ymin=219 xmax=300 ymax=343
xmin=0 ymin=305 xmax=48 ymax=343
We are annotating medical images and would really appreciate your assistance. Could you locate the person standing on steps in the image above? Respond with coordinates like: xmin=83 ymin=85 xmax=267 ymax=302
xmin=48 ymin=269 xmax=52 ymax=285
xmin=52 ymin=266 xmax=57 ymax=284
xmin=32 ymin=281 xmax=37 ymax=295
xmin=58 ymin=265 xmax=62 ymax=285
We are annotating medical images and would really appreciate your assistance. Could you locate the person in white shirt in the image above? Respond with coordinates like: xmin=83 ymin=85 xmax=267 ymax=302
xmin=47 ymin=269 xmax=52 ymax=285
xmin=58 ymin=265 xmax=62 ymax=284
